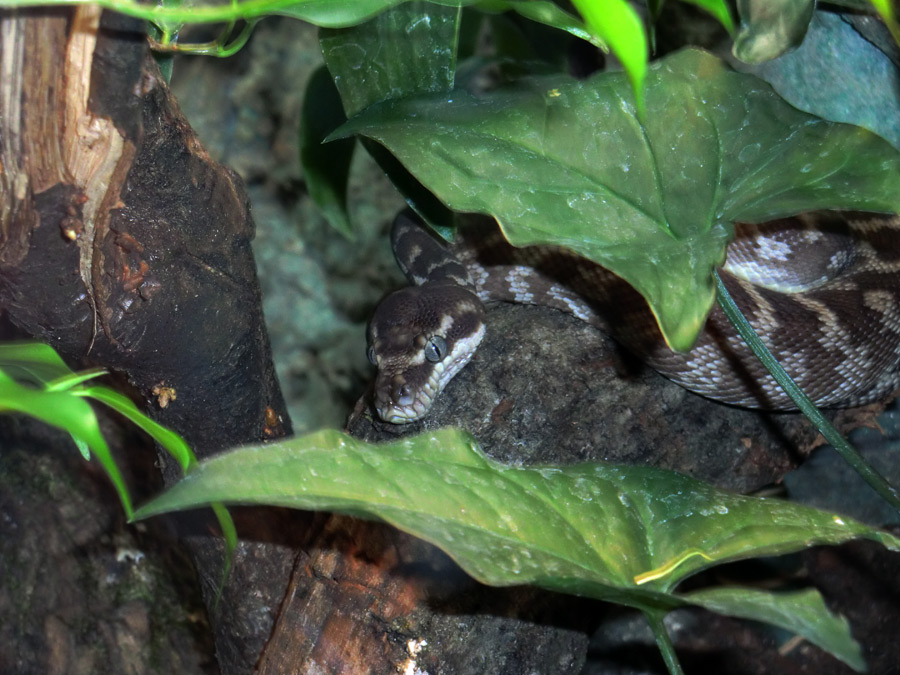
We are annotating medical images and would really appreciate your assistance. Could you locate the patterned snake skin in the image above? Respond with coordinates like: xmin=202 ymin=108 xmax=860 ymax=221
xmin=367 ymin=210 xmax=900 ymax=424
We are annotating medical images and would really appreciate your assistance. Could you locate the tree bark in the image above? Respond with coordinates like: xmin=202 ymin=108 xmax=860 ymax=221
xmin=0 ymin=9 xmax=296 ymax=673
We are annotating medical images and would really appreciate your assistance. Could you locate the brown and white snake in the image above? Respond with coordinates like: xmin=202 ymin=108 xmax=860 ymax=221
xmin=367 ymin=210 xmax=900 ymax=424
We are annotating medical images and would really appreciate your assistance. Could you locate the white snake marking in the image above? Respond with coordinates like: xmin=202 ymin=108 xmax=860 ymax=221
xmin=368 ymin=211 xmax=900 ymax=424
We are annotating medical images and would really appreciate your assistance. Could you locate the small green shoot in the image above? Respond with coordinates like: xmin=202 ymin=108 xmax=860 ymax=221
xmin=0 ymin=341 xmax=236 ymax=562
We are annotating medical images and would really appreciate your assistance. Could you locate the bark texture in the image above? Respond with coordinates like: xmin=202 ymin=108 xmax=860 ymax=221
xmin=0 ymin=9 xmax=295 ymax=673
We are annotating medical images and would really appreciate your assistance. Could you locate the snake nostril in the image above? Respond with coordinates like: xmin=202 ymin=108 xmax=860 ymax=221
xmin=396 ymin=384 xmax=414 ymax=406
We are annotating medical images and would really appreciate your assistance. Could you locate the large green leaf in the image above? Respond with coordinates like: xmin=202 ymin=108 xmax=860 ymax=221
xmin=134 ymin=427 xmax=898 ymax=668
xmin=320 ymin=1 xmax=463 ymax=227
xmin=135 ymin=428 xmax=900 ymax=593
xmin=333 ymin=48 xmax=900 ymax=350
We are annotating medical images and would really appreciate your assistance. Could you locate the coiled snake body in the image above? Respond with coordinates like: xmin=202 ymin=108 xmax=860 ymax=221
xmin=367 ymin=211 xmax=900 ymax=424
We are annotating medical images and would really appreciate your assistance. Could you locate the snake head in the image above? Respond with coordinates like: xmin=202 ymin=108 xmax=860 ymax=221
xmin=367 ymin=281 xmax=486 ymax=423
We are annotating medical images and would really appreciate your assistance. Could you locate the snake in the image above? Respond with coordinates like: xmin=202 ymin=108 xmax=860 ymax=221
xmin=367 ymin=210 xmax=900 ymax=424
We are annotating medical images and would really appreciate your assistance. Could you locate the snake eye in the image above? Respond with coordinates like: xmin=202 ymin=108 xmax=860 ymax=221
xmin=367 ymin=345 xmax=377 ymax=365
xmin=424 ymin=335 xmax=448 ymax=363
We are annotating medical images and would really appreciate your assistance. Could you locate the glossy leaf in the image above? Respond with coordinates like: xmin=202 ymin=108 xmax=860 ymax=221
xmin=333 ymin=48 xmax=900 ymax=350
xmin=320 ymin=1 xmax=462 ymax=226
xmin=44 ymin=368 xmax=107 ymax=392
xmin=320 ymin=1 xmax=460 ymax=119
xmin=489 ymin=0 xmax=605 ymax=49
xmin=685 ymin=587 xmax=865 ymax=671
xmin=733 ymin=0 xmax=814 ymax=64
xmin=134 ymin=428 xmax=898 ymax=667
xmin=134 ymin=427 xmax=899 ymax=670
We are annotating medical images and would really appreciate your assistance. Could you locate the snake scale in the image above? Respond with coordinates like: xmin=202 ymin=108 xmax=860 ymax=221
xmin=367 ymin=210 xmax=900 ymax=424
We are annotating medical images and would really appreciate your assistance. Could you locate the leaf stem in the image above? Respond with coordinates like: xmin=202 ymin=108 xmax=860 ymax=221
xmin=644 ymin=610 xmax=684 ymax=675
xmin=714 ymin=270 xmax=900 ymax=511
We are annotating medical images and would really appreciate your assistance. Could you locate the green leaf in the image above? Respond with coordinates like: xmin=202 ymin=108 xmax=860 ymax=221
xmin=0 ymin=340 xmax=237 ymax=588
xmin=81 ymin=385 xmax=238 ymax=575
xmin=0 ymin=341 xmax=81 ymax=386
xmin=715 ymin=271 xmax=900 ymax=510
xmin=646 ymin=0 xmax=664 ymax=21
xmin=45 ymin=368 xmax=107 ymax=392
xmin=73 ymin=437 xmax=92 ymax=461
xmin=644 ymin=609 xmax=685 ymax=675
xmin=299 ymin=66 xmax=355 ymax=237
xmin=320 ymin=1 xmax=462 ymax=225
xmin=134 ymin=428 xmax=899 ymax=667
xmin=82 ymin=386 xmax=195 ymax=473
xmin=486 ymin=0 xmax=607 ymax=50
xmin=570 ymin=0 xmax=647 ymax=111
xmin=0 ymin=372 xmax=134 ymax=518
xmin=320 ymin=0 xmax=460 ymax=118
xmin=733 ymin=0 xmax=815 ymax=64
xmin=333 ymin=48 xmax=900 ymax=350
xmin=868 ymin=0 xmax=900 ymax=47
xmin=135 ymin=428 xmax=900 ymax=592
xmin=683 ymin=0 xmax=735 ymax=33
xmin=685 ymin=587 xmax=865 ymax=672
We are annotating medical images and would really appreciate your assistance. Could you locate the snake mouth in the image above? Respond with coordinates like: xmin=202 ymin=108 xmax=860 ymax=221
xmin=376 ymin=383 xmax=436 ymax=424
xmin=375 ymin=355 xmax=460 ymax=424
